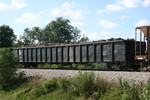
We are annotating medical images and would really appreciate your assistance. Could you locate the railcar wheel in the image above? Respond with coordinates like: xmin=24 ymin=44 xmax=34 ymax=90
xmin=107 ymin=63 xmax=113 ymax=70
xmin=140 ymin=61 xmax=149 ymax=71
xmin=132 ymin=65 xmax=140 ymax=71
xmin=133 ymin=61 xmax=141 ymax=70
xmin=119 ymin=62 xmax=129 ymax=71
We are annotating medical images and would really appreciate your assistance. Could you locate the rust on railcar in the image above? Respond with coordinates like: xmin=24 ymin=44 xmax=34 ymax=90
xmin=135 ymin=26 xmax=150 ymax=60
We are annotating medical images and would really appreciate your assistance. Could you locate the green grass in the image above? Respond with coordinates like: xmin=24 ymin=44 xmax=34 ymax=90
xmin=36 ymin=63 xmax=107 ymax=69
xmin=0 ymin=72 xmax=149 ymax=100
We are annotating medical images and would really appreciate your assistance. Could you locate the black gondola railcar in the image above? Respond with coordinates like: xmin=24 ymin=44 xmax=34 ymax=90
xmin=12 ymin=39 xmax=146 ymax=70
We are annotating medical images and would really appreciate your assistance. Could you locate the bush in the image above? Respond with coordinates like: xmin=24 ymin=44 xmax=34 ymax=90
xmin=37 ymin=64 xmax=51 ymax=68
xmin=51 ymin=64 xmax=60 ymax=68
xmin=31 ymin=78 xmax=59 ymax=98
xmin=95 ymin=77 xmax=109 ymax=92
xmin=31 ymin=85 xmax=45 ymax=97
xmin=58 ymin=77 xmax=71 ymax=90
xmin=72 ymin=63 xmax=77 ymax=69
xmin=140 ymin=82 xmax=150 ymax=100
xmin=70 ymin=72 xmax=95 ymax=97
xmin=77 ymin=64 xmax=84 ymax=69
xmin=0 ymin=48 xmax=18 ymax=90
xmin=100 ymin=77 xmax=142 ymax=100
xmin=42 ymin=78 xmax=59 ymax=93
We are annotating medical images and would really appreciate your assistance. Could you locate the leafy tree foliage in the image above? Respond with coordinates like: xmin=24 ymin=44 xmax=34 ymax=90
xmin=16 ymin=17 xmax=83 ymax=47
xmin=44 ymin=17 xmax=81 ymax=43
xmin=0 ymin=25 xmax=16 ymax=47
xmin=13 ymin=39 xmax=24 ymax=47
xmin=21 ymin=28 xmax=36 ymax=46
xmin=79 ymin=35 xmax=89 ymax=42
xmin=21 ymin=27 xmax=43 ymax=46
xmin=14 ymin=27 xmax=43 ymax=47
xmin=0 ymin=48 xmax=18 ymax=89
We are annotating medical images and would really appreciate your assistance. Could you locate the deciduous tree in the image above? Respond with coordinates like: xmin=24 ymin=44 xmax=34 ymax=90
xmin=80 ymin=35 xmax=89 ymax=42
xmin=43 ymin=17 xmax=81 ymax=43
xmin=0 ymin=48 xmax=18 ymax=89
xmin=0 ymin=25 xmax=16 ymax=47
xmin=16 ymin=17 xmax=89 ymax=47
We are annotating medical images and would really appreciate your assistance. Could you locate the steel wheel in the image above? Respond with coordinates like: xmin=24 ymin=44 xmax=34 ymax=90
xmin=107 ymin=63 xmax=113 ymax=70
xmin=140 ymin=61 xmax=148 ymax=71
xmin=119 ymin=62 xmax=129 ymax=71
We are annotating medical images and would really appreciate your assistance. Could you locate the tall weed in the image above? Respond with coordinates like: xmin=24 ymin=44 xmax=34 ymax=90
xmin=140 ymin=82 xmax=150 ymax=100
xmin=31 ymin=78 xmax=59 ymax=98
xmin=69 ymin=72 xmax=95 ymax=97
xmin=101 ymin=77 xmax=142 ymax=100
xmin=58 ymin=77 xmax=71 ymax=90
xmin=92 ymin=77 xmax=111 ymax=99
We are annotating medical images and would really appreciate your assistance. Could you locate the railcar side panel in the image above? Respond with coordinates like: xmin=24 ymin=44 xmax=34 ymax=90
xmin=24 ymin=49 xmax=28 ymax=62
xmin=19 ymin=49 xmax=23 ymax=62
xmin=28 ymin=48 xmax=32 ymax=62
xmin=96 ymin=44 xmax=101 ymax=62
xmin=63 ymin=46 xmax=68 ymax=62
xmin=103 ymin=43 xmax=112 ymax=62
xmin=114 ymin=43 xmax=126 ymax=62
xmin=52 ymin=47 xmax=56 ymax=63
xmin=81 ymin=45 xmax=87 ymax=62
xmin=13 ymin=49 xmax=19 ymax=61
xmin=32 ymin=48 xmax=36 ymax=62
xmin=75 ymin=45 xmax=80 ymax=62
xmin=42 ymin=48 xmax=46 ymax=62
xmin=88 ymin=44 xmax=94 ymax=62
xmin=37 ymin=48 xmax=41 ymax=62
xmin=47 ymin=48 xmax=51 ymax=62
xmin=69 ymin=46 xmax=73 ymax=62
xmin=57 ymin=47 xmax=62 ymax=62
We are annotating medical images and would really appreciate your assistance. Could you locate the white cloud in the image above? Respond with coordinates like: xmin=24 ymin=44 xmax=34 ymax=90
xmin=117 ymin=0 xmax=150 ymax=8
xmin=130 ymin=30 xmax=135 ymax=37
xmin=98 ymin=9 xmax=104 ymax=13
xmin=61 ymin=2 xmax=75 ymax=10
xmin=106 ymin=4 xmax=123 ymax=11
xmin=99 ymin=32 xmax=113 ymax=35
xmin=118 ymin=0 xmax=141 ymax=8
xmin=0 ymin=2 xmax=9 ymax=12
xmin=120 ymin=15 xmax=130 ymax=19
xmin=15 ymin=13 xmax=41 ymax=24
xmin=99 ymin=20 xmax=119 ymax=28
xmin=11 ymin=0 xmax=28 ymax=9
xmin=98 ymin=0 xmax=150 ymax=13
xmin=87 ymin=32 xmax=113 ymax=41
xmin=0 ymin=0 xmax=27 ymax=12
xmin=50 ymin=2 xmax=83 ymax=20
xmin=71 ymin=21 xmax=87 ymax=27
xmin=51 ymin=8 xmax=63 ymax=16
xmin=135 ymin=19 xmax=150 ymax=26
xmin=70 ymin=10 xmax=82 ymax=20
xmin=87 ymin=33 xmax=100 ymax=40
xmin=142 ymin=0 xmax=150 ymax=7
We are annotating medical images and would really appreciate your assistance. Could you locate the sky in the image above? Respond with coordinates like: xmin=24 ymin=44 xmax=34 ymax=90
xmin=0 ymin=0 xmax=150 ymax=41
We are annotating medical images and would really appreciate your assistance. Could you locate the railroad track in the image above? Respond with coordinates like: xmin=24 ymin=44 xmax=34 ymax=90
xmin=18 ymin=67 xmax=147 ymax=72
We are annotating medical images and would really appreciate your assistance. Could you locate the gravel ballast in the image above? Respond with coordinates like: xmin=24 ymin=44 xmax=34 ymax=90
xmin=18 ymin=69 xmax=150 ymax=84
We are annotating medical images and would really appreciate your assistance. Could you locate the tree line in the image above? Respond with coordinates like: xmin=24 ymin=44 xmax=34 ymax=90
xmin=0 ymin=17 xmax=89 ymax=48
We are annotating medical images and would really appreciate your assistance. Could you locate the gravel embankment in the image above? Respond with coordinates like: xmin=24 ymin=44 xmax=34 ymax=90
xmin=18 ymin=68 xmax=150 ymax=84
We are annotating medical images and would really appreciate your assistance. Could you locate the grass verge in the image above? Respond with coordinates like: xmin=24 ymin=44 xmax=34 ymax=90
xmin=0 ymin=72 xmax=149 ymax=100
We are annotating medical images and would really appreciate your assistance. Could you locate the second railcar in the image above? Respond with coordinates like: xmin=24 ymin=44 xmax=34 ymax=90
xmin=12 ymin=39 xmax=145 ymax=69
